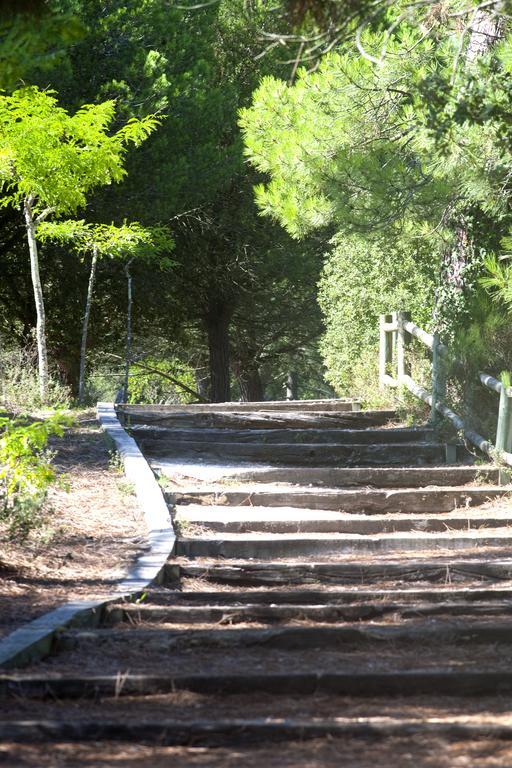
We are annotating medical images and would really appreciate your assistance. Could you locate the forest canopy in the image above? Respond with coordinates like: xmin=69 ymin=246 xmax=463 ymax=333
xmin=0 ymin=0 xmax=511 ymax=407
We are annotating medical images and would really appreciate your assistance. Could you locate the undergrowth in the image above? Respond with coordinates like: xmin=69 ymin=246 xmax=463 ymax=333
xmin=0 ymin=344 xmax=71 ymax=411
xmin=0 ymin=412 xmax=74 ymax=540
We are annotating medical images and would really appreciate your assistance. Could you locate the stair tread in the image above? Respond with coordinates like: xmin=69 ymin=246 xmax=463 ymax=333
xmin=174 ymin=484 xmax=507 ymax=494
xmin=179 ymin=529 xmax=512 ymax=540
xmin=176 ymin=506 xmax=512 ymax=520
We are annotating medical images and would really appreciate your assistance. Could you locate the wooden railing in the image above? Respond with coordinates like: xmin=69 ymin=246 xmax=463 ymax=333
xmin=380 ymin=311 xmax=512 ymax=466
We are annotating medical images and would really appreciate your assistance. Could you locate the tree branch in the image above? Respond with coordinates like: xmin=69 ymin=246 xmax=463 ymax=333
xmin=108 ymin=354 xmax=209 ymax=403
xmin=35 ymin=206 xmax=55 ymax=224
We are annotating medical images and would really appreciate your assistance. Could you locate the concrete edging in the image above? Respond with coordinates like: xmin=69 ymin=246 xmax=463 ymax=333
xmin=0 ymin=402 xmax=175 ymax=670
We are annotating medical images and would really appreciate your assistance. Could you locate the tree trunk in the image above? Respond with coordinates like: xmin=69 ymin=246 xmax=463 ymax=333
xmin=53 ymin=349 xmax=80 ymax=394
xmin=286 ymin=371 xmax=298 ymax=400
xmin=78 ymin=246 xmax=98 ymax=404
xmin=123 ymin=260 xmax=133 ymax=403
xmin=205 ymin=303 xmax=232 ymax=403
xmin=237 ymin=362 xmax=264 ymax=402
xmin=466 ymin=9 xmax=504 ymax=63
xmin=0 ymin=328 xmax=3 ymax=403
xmin=23 ymin=197 xmax=48 ymax=402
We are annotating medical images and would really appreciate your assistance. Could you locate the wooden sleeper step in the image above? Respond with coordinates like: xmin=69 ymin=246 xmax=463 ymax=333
xmin=5 ymin=716 xmax=512 ymax=745
xmin=173 ymin=486 xmax=509 ymax=513
xmin=123 ymin=409 xmax=396 ymax=430
xmin=4 ymin=670 xmax=512 ymax=697
xmin=174 ymin=507 xmax=512 ymax=534
xmin=140 ymin=441 xmax=449 ymax=466
xmin=172 ymin=559 xmax=512 ymax=586
xmin=57 ymin=621 xmax=512 ymax=652
xmin=133 ymin=426 xmax=435 ymax=445
xmin=119 ymin=399 xmax=359 ymax=416
xmin=194 ymin=465 xmax=502 ymax=488
xmin=139 ymin=584 xmax=512 ymax=605
xmin=105 ymin=599 xmax=512 ymax=626
xmin=176 ymin=531 xmax=512 ymax=559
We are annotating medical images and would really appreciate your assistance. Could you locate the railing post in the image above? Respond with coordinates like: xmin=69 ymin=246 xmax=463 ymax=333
xmin=379 ymin=313 xmax=394 ymax=387
xmin=496 ymin=376 xmax=512 ymax=453
xmin=396 ymin=310 xmax=411 ymax=382
xmin=430 ymin=332 xmax=445 ymax=425
xmin=379 ymin=314 xmax=386 ymax=386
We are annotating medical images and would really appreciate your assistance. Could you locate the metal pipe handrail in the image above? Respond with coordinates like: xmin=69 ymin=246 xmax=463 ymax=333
xmin=403 ymin=321 xmax=449 ymax=357
xmin=479 ymin=372 xmax=512 ymax=398
xmin=380 ymin=311 xmax=512 ymax=465
xmin=401 ymin=375 xmax=497 ymax=458
xmin=479 ymin=372 xmax=502 ymax=394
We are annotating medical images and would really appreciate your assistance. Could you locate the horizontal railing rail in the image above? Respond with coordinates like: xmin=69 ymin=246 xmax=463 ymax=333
xmin=380 ymin=311 xmax=512 ymax=466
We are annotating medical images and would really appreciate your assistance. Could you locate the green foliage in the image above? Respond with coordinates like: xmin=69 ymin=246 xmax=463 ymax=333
xmin=0 ymin=411 xmax=73 ymax=540
xmin=0 ymin=344 xmax=71 ymax=410
xmin=48 ymin=0 xmax=268 ymax=219
xmin=451 ymin=292 xmax=512 ymax=375
xmin=3 ymin=0 xmax=511 ymax=412
xmin=0 ymin=86 xmax=160 ymax=216
xmin=21 ymin=0 xmax=312 ymax=402
xmin=38 ymin=220 xmax=174 ymax=265
xmin=240 ymin=31 xmax=451 ymax=241
xmin=127 ymin=358 xmax=197 ymax=404
xmin=0 ymin=7 xmax=84 ymax=91
xmin=480 ymin=235 xmax=512 ymax=313
xmin=241 ymin=20 xmax=512 ymax=249
xmin=439 ymin=292 xmax=512 ymax=442
xmin=318 ymin=234 xmax=436 ymax=394
xmin=241 ymin=11 xmax=512 ymax=390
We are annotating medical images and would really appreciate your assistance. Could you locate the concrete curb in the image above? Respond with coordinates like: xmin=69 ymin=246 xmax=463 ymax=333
xmin=0 ymin=402 xmax=175 ymax=670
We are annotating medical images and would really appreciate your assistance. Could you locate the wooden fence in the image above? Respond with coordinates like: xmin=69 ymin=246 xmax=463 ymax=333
xmin=379 ymin=311 xmax=512 ymax=467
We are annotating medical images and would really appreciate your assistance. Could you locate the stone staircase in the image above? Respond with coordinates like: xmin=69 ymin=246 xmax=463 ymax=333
xmin=2 ymin=399 xmax=512 ymax=767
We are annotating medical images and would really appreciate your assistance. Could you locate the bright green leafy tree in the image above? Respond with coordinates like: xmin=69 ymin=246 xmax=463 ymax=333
xmin=0 ymin=86 xmax=159 ymax=401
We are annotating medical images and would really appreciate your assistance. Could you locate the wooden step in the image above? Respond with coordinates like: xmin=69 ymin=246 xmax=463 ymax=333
xmin=141 ymin=441 xmax=449 ymax=466
xmin=172 ymin=558 xmax=512 ymax=586
xmin=156 ymin=464 xmax=503 ymax=488
xmin=120 ymin=399 xmax=359 ymax=417
xmin=4 ymin=670 xmax=512 ymax=697
xmin=133 ymin=426 xmax=435 ymax=445
xmin=56 ymin=621 xmax=512 ymax=653
xmin=122 ymin=409 xmax=396 ymax=430
xmin=173 ymin=486 xmax=507 ymax=513
xmin=137 ymin=584 xmax=512 ymax=605
xmin=105 ymin=599 xmax=512 ymax=626
xmin=176 ymin=530 xmax=512 ymax=559
xmin=174 ymin=507 xmax=512 ymax=534
xmin=5 ymin=716 xmax=512 ymax=746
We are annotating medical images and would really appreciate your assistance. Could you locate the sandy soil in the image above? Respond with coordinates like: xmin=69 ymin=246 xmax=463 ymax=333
xmin=0 ymin=415 xmax=145 ymax=638
xmin=3 ymin=735 xmax=512 ymax=768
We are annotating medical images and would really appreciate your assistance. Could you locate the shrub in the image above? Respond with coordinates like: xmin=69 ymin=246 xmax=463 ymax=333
xmin=0 ymin=412 xmax=73 ymax=540
xmin=318 ymin=234 xmax=436 ymax=396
